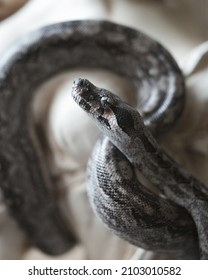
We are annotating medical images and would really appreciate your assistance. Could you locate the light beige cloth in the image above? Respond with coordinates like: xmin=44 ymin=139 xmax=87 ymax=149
xmin=0 ymin=0 xmax=207 ymax=259
xmin=0 ymin=0 xmax=28 ymax=20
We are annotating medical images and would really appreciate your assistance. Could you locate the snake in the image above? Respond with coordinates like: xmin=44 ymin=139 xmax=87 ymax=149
xmin=0 ymin=20 xmax=207 ymax=259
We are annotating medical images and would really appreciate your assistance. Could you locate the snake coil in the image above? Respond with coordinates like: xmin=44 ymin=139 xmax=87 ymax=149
xmin=0 ymin=20 xmax=207 ymax=259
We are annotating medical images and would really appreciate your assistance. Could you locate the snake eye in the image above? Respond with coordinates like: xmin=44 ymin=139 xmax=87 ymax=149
xmin=100 ymin=96 xmax=113 ymax=107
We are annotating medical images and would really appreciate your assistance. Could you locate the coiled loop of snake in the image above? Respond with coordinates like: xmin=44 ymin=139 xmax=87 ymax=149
xmin=0 ymin=20 xmax=203 ymax=258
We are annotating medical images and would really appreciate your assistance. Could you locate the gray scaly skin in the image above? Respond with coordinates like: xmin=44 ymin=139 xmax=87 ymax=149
xmin=0 ymin=20 xmax=186 ymax=255
xmin=72 ymin=78 xmax=208 ymax=260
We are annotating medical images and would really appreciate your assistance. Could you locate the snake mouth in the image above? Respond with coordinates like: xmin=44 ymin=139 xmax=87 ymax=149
xmin=72 ymin=90 xmax=91 ymax=112
xmin=71 ymin=79 xmax=92 ymax=112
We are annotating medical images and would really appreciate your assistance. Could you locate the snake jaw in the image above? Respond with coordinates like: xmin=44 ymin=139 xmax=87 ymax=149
xmin=71 ymin=79 xmax=92 ymax=112
xmin=72 ymin=78 xmax=99 ymax=113
xmin=72 ymin=81 xmax=110 ymax=133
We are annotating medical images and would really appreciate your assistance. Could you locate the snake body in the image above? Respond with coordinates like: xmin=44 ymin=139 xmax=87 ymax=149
xmin=72 ymin=78 xmax=208 ymax=259
xmin=0 ymin=20 xmax=206 ymax=258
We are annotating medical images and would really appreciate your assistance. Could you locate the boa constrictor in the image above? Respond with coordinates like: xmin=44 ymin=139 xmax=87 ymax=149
xmin=0 ymin=20 xmax=207 ymax=258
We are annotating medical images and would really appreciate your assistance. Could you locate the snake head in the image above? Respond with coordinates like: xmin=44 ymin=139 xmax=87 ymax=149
xmin=71 ymin=78 xmax=138 ymax=141
xmin=72 ymin=78 xmax=121 ymax=129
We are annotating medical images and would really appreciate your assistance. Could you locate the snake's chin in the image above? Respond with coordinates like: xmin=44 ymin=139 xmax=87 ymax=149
xmin=72 ymin=90 xmax=91 ymax=112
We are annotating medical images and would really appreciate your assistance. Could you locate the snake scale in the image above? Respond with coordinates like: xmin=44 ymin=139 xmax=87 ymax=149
xmin=0 ymin=20 xmax=207 ymax=259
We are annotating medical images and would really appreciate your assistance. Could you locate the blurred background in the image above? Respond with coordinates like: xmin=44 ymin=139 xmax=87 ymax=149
xmin=0 ymin=0 xmax=208 ymax=260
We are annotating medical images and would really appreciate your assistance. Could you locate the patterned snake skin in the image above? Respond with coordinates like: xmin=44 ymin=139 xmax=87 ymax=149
xmin=0 ymin=20 xmax=207 ymax=258
xmin=71 ymin=76 xmax=208 ymax=259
